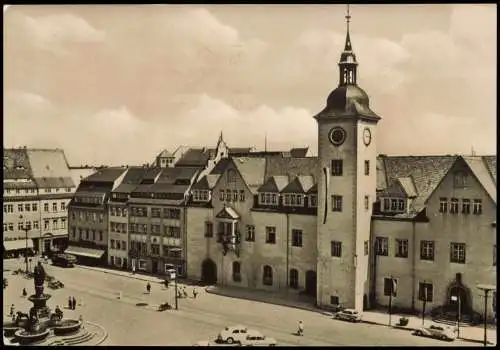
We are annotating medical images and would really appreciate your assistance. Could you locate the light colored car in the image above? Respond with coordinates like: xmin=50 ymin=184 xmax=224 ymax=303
xmin=239 ymin=330 xmax=277 ymax=347
xmin=334 ymin=309 xmax=362 ymax=322
xmin=217 ymin=325 xmax=250 ymax=344
xmin=413 ymin=324 xmax=457 ymax=341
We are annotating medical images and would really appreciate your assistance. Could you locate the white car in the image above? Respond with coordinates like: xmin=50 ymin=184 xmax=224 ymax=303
xmin=217 ymin=325 xmax=250 ymax=344
xmin=413 ymin=324 xmax=457 ymax=341
xmin=333 ymin=309 xmax=362 ymax=322
xmin=239 ymin=330 xmax=277 ymax=347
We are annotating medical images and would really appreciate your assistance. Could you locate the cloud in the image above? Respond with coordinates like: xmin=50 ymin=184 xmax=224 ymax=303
xmin=8 ymin=12 xmax=105 ymax=55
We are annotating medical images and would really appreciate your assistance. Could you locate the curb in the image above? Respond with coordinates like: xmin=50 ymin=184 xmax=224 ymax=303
xmin=360 ymin=320 xmax=495 ymax=345
xmin=86 ymin=321 xmax=108 ymax=346
xmin=75 ymin=265 xmax=164 ymax=284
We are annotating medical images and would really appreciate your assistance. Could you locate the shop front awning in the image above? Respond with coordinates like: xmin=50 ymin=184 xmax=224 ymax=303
xmin=3 ymin=239 xmax=34 ymax=251
xmin=64 ymin=246 xmax=105 ymax=259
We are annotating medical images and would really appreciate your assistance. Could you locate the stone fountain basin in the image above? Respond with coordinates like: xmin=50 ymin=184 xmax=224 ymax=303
xmin=52 ymin=319 xmax=82 ymax=335
xmin=3 ymin=318 xmax=26 ymax=336
xmin=14 ymin=328 xmax=50 ymax=345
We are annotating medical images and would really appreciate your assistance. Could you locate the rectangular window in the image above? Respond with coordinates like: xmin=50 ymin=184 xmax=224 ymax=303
xmin=364 ymin=240 xmax=369 ymax=256
xmin=331 ymin=241 xmax=342 ymax=257
xmin=225 ymin=190 xmax=232 ymax=202
xmin=331 ymin=195 xmax=343 ymax=212
xmin=383 ymin=198 xmax=390 ymax=211
xmin=265 ymin=226 xmax=276 ymax=244
xmin=395 ymin=239 xmax=408 ymax=258
xmin=32 ymin=203 xmax=37 ymax=211
xmin=260 ymin=192 xmax=278 ymax=205
xmin=44 ymin=220 xmax=49 ymax=230
xmin=418 ymin=282 xmax=434 ymax=302
xmin=61 ymin=202 xmax=66 ymax=211
xmin=25 ymin=203 xmax=31 ymax=212
xmin=246 ymin=225 xmax=255 ymax=242
xmin=219 ymin=190 xmax=225 ymax=201
xmin=391 ymin=199 xmax=398 ymax=211
xmin=26 ymin=221 xmax=32 ymax=230
xmin=330 ymin=296 xmax=340 ymax=306
xmin=8 ymin=223 xmax=14 ymax=231
xmin=398 ymin=199 xmax=405 ymax=211
xmin=450 ymin=242 xmax=466 ymax=264
xmin=111 ymin=239 xmax=115 ymax=249
xmin=18 ymin=222 xmax=23 ymax=231
xmin=420 ymin=240 xmax=435 ymax=261
xmin=439 ymin=197 xmax=448 ymax=213
xmin=18 ymin=204 xmax=23 ymax=212
xmin=331 ymin=159 xmax=343 ymax=176
xmin=151 ymin=208 xmax=161 ymax=218
xmin=473 ymin=199 xmax=482 ymax=215
xmin=364 ymin=195 xmax=369 ymax=211
xmin=364 ymin=160 xmax=370 ymax=176
xmin=462 ymin=199 xmax=471 ymax=214
xmin=232 ymin=190 xmax=238 ymax=202
xmin=44 ymin=203 xmax=49 ymax=212
xmin=61 ymin=218 xmax=66 ymax=229
xmin=151 ymin=244 xmax=160 ymax=255
xmin=292 ymin=229 xmax=303 ymax=247
xmin=310 ymin=194 xmax=317 ymax=207
xmin=375 ymin=237 xmax=388 ymax=256
xmin=239 ymin=190 xmax=245 ymax=202
xmin=204 ymin=222 xmax=213 ymax=238
xmin=52 ymin=202 xmax=57 ymax=212
xmin=384 ymin=277 xmax=398 ymax=297
xmin=53 ymin=219 xmax=58 ymax=230
xmin=99 ymin=231 xmax=103 ymax=241
xmin=122 ymin=241 xmax=126 ymax=250
xmin=92 ymin=229 xmax=96 ymax=241
xmin=33 ymin=221 xmax=39 ymax=230
xmin=450 ymin=198 xmax=459 ymax=214
xmin=151 ymin=224 xmax=161 ymax=235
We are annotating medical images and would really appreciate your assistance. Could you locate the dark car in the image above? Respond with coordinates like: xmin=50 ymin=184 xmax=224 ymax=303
xmin=51 ymin=253 xmax=77 ymax=268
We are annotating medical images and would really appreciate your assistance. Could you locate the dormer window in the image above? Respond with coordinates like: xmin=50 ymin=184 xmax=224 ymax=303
xmin=259 ymin=192 xmax=278 ymax=206
xmin=193 ymin=190 xmax=210 ymax=202
xmin=381 ymin=197 xmax=406 ymax=213
xmin=309 ymin=194 xmax=317 ymax=207
xmin=284 ymin=194 xmax=304 ymax=207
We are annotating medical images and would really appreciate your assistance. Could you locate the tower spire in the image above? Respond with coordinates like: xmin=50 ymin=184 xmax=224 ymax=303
xmin=338 ymin=4 xmax=358 ymax=86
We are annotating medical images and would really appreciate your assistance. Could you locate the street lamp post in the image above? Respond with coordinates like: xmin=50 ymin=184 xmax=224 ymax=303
xmin=19 ymin=215 xmax=29 ymax=273
xmin=477 ymin=284 xmax=496 ymax=347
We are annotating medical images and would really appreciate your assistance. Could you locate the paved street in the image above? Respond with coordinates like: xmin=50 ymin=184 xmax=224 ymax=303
xmin=3 ymin=259 xmax=476 ymax=346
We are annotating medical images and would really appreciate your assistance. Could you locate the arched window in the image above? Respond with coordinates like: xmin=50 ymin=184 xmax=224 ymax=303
xmin=263 ymin=265 xmax=273 ymax=286
xmin=289 ymin=269 xmax=299 ymax=289
xmin=232 ymin=261 xmax=241 ymax=282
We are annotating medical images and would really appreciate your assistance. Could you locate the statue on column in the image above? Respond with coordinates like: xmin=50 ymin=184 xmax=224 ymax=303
xmin=33 ymin=261 xmax=46 ymax=297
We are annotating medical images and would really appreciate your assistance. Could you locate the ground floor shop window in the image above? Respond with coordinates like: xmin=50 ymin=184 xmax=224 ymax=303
xmin=138 ymin=259 xmax=147 ymax=271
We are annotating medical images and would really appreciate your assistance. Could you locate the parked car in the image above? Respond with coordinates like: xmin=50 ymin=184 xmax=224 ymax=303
xmin=217 ymin=325 xmax=250 ymax=344
xmin=333 ymin=309 xmax=362 ymax=322
xmin=239 ymin=330 xmax=277 ymax=347
xmin=51 ymin=253 xmax=77 ymax=268
xmin=413 ymin=324 xmax=457 ymax=341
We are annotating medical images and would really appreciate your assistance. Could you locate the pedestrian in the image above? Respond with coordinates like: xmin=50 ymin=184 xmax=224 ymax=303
xmin=193 ymin=287 xmax=198 ymax=299
xmin=10 ymin=304 xmax=15 ymax=317
xmin=22 ymin=288 xmax=27 ymax=297
xmin=68 ymin=297 xmax=72 ymax=310
xmin=146 ymin=282 xmax=151 ymax=294
xmin=132 ymin=265 xmax=136 ymax=275
xmin=72 ymin=296 xmax=77 ymax=310
xmin=118 ymin=291 xmax=122 ymax=299
xmin=297 ymin=320 xmax=304 ymax=336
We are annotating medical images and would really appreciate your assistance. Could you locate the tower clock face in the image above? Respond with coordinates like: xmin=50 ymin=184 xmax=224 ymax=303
xmin=329 ymin=127 xmax=346 ymax=146
xmin=363 ymin=127 xmax=372 ymax=146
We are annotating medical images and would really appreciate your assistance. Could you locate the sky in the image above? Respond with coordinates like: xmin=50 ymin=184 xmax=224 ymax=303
xmin=3 ymin=4 xmax=497 ymax=166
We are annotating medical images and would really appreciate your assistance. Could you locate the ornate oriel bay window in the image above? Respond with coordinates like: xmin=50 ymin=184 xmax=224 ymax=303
xmin=215 ymin=206 xmax=241 ymax=256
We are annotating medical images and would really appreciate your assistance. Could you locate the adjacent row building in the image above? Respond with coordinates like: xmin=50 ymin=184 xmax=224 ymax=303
xmin=3 ymin=148 xmax=94 ymax=257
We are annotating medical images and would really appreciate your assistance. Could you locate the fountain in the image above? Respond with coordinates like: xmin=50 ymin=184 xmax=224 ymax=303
xmin=3 ymin=261 xmax=82 ymax=345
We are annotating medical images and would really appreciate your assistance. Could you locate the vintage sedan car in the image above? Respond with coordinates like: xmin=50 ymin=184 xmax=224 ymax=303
xmin=413 ymin=324 xmax=457 ymax=341
xmin=239 ymin=330 xmax=277 ymax=347
xmin=217 ymin=325 xmax=250 ymax=344
xmin=333 ymin=309 xmax=362 ymax=322
xmin=51 ymin=253 xmax=77 ymax=268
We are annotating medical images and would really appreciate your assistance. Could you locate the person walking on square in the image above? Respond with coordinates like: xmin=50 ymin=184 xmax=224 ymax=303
xmin=10 ymin=304 xmax=15 ymax=317
xmin=22 ymin=288 xmax=27 ymax=297
xmin=297 ymin=320 xmax=304 ymax=336
xmin=193 ymin=287 xmax=198 ymax=299
xmin=72 ymin=296 xmax=77 ymax=310
xmin=146 ymin=282 xmax=151 ymax=294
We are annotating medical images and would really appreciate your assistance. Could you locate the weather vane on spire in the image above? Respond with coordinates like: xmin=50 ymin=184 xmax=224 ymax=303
xmin=345 ymin=4 xmax=351 ymax=32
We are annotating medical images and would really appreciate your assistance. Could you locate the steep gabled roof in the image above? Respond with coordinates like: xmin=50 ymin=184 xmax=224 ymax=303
xmin=157 ymin=149 xmax=174 ymax=158
xmin=483 ymin=156 xmax=497 ymax=184
xmin=265 ymin=157 xmax=318 ymax=181
xmin=192 ymin=174 xmax=221 ymax=190
xmin=84 ymin=167 xmax=127 ymax=183
xmin=176 ymin=148 xmax=210 ymax=167
xmin=232 ymin=157 xmax=267 ymax=191
xmin=3 ymin=148 xmax=32 ymax=180
xmin=215 ymin=206 xmax=240 ymax=220
xmin=281 ymin=175 xmax=315 ymax=194
xmin=380 ymin=155 xmax=457 ymax=210
xmin=462 ymin=156 xmax=496 ymax=204
xmin=257 ymin=176 xmax=289 ymax=193
xmin=306 ymin=183 xmax=318 ymax=194
xmin=397 ymin=177 xmax=417 ymax=198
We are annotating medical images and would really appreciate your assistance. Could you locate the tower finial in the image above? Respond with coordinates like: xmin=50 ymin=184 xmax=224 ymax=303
xmin=346 ymin=4 xmax=351 ymax=33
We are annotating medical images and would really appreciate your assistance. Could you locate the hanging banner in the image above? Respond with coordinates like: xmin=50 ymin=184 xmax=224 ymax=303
xmin=323 ymin=166 xmax=329 ymax=224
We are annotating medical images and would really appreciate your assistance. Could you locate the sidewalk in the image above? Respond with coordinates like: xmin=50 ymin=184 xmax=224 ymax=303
xmin=206 ymin=284 xmax=497 ymax=346
xmin=75 ymin=265 xmax=165 ymax=284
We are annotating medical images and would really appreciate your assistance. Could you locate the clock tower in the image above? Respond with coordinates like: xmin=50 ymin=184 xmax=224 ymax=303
xmin=314 ymin=6 xmax=381 ymax=311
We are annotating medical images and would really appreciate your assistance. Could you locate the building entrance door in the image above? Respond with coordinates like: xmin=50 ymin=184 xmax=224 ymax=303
xmin=305 ymin=270 xmax=317 ymax=297
xmin=152 ymin=260 xmax=158 ymax=274
xmin=201 ymin=259 xmax=217 ymax=285
xmin=44 ymin=240 xmax=51 ymax=254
